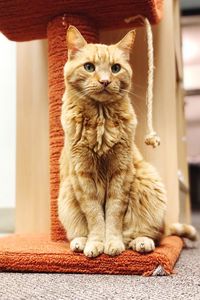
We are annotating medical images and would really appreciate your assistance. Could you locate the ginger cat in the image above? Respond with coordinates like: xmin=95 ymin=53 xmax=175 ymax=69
xmin=58 ymin=26 xmax=197 ymax=257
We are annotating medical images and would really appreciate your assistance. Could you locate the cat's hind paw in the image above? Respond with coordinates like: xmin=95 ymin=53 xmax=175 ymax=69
xmin=104 ymin=239 xmax=125 ymax=256
xmin=70 ymin=237 xmax=87 ymax=252
xmin=129 ymin=237 xmax=155 ymax=253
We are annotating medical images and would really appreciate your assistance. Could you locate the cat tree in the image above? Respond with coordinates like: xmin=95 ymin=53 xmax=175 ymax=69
xmin=0 ymin=0 xmax=183 ymax=275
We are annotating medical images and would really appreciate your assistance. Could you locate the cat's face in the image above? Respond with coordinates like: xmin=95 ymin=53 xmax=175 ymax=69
xmin=64 ymin=26 xmax=136 ymax=102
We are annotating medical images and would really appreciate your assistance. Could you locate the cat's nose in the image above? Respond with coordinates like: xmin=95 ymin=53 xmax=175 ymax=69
xmin=99 ymin=80 xmax=111 ymax=87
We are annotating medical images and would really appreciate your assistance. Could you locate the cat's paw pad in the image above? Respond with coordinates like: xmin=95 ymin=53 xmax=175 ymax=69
xmin=70 ymin=237 xmax=87 ymax=252
xmin=104 ymin=239 xmax=125 ymax=256
xmin=84 ymin=241 xmax=104 ymax=258
xmin=129 ymin=237 xmax=155 ymax=253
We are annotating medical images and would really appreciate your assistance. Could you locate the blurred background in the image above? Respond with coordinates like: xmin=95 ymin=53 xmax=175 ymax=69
xmin=181 ymin=0 xmax=200 ymax=211
xmin=0 ymin=0 xmax=199 ymax=234
xmin=0 ymin=33 xmax=16 ymax=233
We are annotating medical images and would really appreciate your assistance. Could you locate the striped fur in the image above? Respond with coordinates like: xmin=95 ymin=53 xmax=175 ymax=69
xmin=167 ymin=223 xmax=198 ymax=241
xmin=58 ymin=26 xmax=196 ymax=257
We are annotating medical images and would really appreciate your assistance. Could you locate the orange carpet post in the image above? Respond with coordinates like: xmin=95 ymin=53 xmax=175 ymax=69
xmin=47 ymin=15 xmax=98 ymax=241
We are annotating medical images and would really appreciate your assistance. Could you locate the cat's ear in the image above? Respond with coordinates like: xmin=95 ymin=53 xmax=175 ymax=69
xmin=66 ymin=25 xmax=87 ymax=58
xmin=116 ymin=30 xmax=136 ymax=56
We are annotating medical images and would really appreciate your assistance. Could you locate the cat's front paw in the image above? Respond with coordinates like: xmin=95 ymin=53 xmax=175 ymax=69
xmin=104 ymin=239 xmax=125 ymax=256
xmin=70 ymin=237 xmax=87 ymax=252
xmin=84 ymin=240 xmax=104 ymax=258
xmin=129 ymin=237 xmax=155 ymax=253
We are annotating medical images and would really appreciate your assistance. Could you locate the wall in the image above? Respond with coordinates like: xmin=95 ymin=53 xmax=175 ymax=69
xmin=185 ymin=95 xmax=200 ymax=163
xmin=0 ymin=34 xmax=16 ymax=209
xmin=182 ymin=19 xmax=200 ymax=165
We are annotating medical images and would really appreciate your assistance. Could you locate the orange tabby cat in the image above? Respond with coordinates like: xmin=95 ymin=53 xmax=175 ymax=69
xmin=58 ymin=26 xmax=197 ymax=257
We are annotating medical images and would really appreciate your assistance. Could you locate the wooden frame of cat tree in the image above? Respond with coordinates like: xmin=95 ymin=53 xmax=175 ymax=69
xmin=0 ymin=0 xmax=184 ymax=275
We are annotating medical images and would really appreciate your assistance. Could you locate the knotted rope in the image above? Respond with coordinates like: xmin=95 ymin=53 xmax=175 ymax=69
xmin=125 ymin=15 xmax=160 ymax=148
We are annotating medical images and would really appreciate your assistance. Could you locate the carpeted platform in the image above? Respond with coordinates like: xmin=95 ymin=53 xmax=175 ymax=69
xmin=0 ymin=235 xmax=183 ymax=276
xmin=0 ymin=213 xmax=199 ymax=300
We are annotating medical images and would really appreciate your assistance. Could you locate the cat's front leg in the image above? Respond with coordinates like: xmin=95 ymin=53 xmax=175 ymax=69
xmin=104 ymin=144 xmax=133 ymax=256
xmin=71 ymin=146 xmax=105 ymax=257
xmin=104 ymin=177 xmax=128 ymax=256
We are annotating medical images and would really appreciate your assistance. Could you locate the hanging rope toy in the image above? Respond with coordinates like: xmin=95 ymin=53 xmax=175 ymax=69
xmin=124 ymin=16 xmax=161 ymax=148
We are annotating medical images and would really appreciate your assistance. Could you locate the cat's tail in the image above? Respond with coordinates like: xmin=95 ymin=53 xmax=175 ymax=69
xmin=167 ymin=223 xmax=198 ymax=241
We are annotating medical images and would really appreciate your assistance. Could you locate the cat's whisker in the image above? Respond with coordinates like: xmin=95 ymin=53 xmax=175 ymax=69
xmin=132 ymin=102 xmax=146 ymax=116
xmin=120 ymin=88 xmax=145 ymax=101
xmin=116 ymin=88 xmax=145 ymax=115
xmin=131 ymin=78 xmax=146 ymax=90
xmin=132 ymin=83 xmax=146 ymax=90
xmin=67 ymin=88 xmax=90 ymax=101
xmin=131 ymin=99 xmax=146 ymax=117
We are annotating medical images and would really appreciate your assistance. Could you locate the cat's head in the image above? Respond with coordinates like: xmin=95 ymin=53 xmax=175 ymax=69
xmin=64 ymin=26 xmax=136 ymax=102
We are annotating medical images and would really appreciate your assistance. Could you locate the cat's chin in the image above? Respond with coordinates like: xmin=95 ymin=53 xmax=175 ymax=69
xmin=90 ymin=95 xmax=117 ymax=103
xmin=89 ymin=91 xmax=121 ymax=103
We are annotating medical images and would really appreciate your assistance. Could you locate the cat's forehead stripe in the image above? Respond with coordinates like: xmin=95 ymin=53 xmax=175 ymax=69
xmin=91 ymin=44 xmax=114 ymax=64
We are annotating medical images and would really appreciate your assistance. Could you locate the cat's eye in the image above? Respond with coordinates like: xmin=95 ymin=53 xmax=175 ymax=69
xmin=111 ymin=63 xmax=121 ymax=73
xmin=84 ymin=62 xmax=95 ymax=72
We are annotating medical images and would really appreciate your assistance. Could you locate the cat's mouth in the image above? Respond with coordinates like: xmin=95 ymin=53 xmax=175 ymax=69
xmin=101 ymin=89 xmax=111 ymax=95
xmin=88 ymin=88 xmax=113 ymax=102
xmin=95 ymin=87 xmax=112 ymax=95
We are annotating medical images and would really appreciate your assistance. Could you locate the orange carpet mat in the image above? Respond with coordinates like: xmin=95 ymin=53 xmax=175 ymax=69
xmin=0 ymin=235 xmax=183 ymax=276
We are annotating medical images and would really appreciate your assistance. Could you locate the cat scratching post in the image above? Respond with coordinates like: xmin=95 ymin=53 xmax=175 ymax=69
xmin=0 ymin=0 xmax=184 ymax=275
xmin=47 ymin=16 xmax=98 ymax=241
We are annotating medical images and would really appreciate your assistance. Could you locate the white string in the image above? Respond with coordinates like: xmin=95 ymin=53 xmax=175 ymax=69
xmin=125 ymin=15 xmax=160 ymax=148
xmin=144 ymin=18 xmax=154 ymax=134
